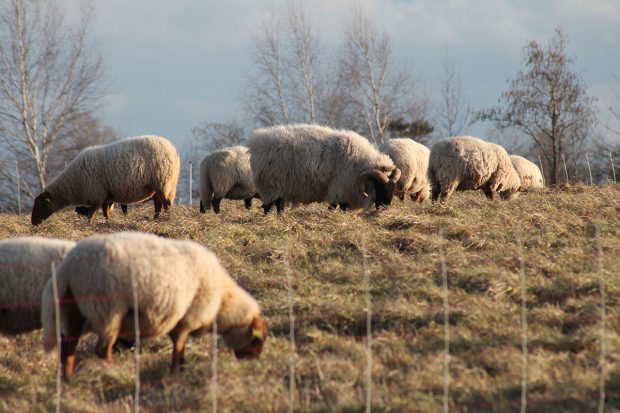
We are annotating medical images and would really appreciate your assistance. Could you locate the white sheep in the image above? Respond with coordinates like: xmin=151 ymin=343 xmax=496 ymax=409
xmin=428 ymin=136 xmax=521 ymax=202
xmin=0 ymin=237 xmax=75 ymax=335
xmin=199 ymin=146 xmax=258 ymax=214
xmin=248 ymin=124 xmax=401 ymax=213
xmin=510 ymin=155 xmax=545 ymax=190
xmin=379 ymin=138 xmax=431 ymax=203
xmin=32 ymin=135 xmax=180 ymax=225
xmin=41 ymin=232 xmax=267 ymax=380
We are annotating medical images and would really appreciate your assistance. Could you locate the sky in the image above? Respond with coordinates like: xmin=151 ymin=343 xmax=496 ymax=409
xmin=67 ymin=0 xmax=620 ymax=150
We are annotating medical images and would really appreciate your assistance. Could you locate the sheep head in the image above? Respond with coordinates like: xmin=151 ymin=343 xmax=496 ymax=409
xmin=359 ymin=168 xmax=401 ymax=210
xmin=31 ymin=191 xmax=56 ymax=225
xmin=222 ymin=316 xmax=268 ymax=360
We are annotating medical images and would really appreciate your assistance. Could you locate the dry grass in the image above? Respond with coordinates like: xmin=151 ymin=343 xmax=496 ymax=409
xmin=1 ymin=185 xmax=619 ymax=412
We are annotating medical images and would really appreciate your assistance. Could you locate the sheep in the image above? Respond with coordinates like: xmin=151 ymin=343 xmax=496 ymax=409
xmin=0 ymin=237 xmax=75 ymax=335
xmin=31 ymin=135 xmax=180 ymax=225
xmin=510 ymin=155 xmax=545 ymax=190
xmin=199 ymin=146 xmax=259 ymax=214
xmin=379 ymin=138 xmax=431 ymax=203
xmin=41 ymin=232 xmax=267 ymax=380
xmin=428 ymin=136 xmax=521 ymax=202
xmin=248 ymin=124 xmax=401 ymax=213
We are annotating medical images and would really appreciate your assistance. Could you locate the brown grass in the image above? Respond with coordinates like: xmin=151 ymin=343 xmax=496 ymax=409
xmin=1 ymin=185 xmax=619 ymax=412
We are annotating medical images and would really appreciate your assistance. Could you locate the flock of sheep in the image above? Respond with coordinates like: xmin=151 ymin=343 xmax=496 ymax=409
xmin=1 ymin=123 xmax=544 ymax=381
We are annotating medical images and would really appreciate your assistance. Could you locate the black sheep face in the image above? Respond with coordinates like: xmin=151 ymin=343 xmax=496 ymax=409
xmin=31 ymin=191 xmax=55 ymax=225
xmin=373 ymin=180 xmax=397 ymax=209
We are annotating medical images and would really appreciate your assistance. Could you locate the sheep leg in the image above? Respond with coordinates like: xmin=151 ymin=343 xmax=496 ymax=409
xmin=339 ymin=203 xmax=348 ymax=211
xmin=121 ymin=204 xmax=128 ymax=215
xmin=431 ymin=185 xmax=441 ymax=203
xmin=86 ymin=205 xmax=99 ymax=224
xmin=102 ymin=203 xmax=111 ymax=219
xmin=153 ymin=195 xmax=163 ymax=219
xmin=169 ymin=328 xmax=190 ymax=372
xmin=262 ymin=202 xmax=274 ymax=214
xmin=60 ymin=296 xmax=86 ymax=381
xmin=275 ymin=197 xmax=285 ymax=213
xmin=199 ymin=200 xmax=206 ymax=213
xmin=483 ymin=187 xmax=497 ymax=201
xmin=244 ymin=198 xmax=252 ymax=209
xmin=212 ymin=197 xmax=222 ymax=214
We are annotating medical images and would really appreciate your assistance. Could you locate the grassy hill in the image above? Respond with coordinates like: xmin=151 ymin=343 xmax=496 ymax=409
xmin=1 ymin=185 xmax=619 ymax=412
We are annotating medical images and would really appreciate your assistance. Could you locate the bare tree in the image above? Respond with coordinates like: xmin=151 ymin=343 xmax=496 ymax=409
xmin=285 ymin=1 xmax=321 ymax=124
xmin=335 ymin=7 xmax=426 ymax=145
xmin=435 ymin=57 xmax=471 ymax=138
xmin=246 ymin=2 xmax=326 ymax=127
xmin=0 ymin=0 xmax=106 ymax=195
xmin=479 ymin=28 xmax=597 ymax=185
xmin=189 ymin=121 xmax=246 ymax=155
xmin=246 ymin=12 xmax=290 ymax=126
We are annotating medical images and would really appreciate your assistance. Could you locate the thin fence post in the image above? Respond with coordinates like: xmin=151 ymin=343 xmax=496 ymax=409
xmin=438 ymin=228 xmax=449 ymax=413
xmin=610 ymin=152 xmax=616 ymax=183
xmin=50 ymin=262 xmax=62 ymax=413
xmin=562 ymin=154 xmax=569 ymax=184
xmin=595 ymin=220 xmax=606 ymax=413
xmin=15 ymin=160 xmax=21 ymax=215
xmin=189 ymin=161 xmax=193 ymax=206
xmin=538 ymin=156 xmax=545 ymax=187
xmin=516 ymin=228 xmax=528 ymax=413
xmin=284 ymin=242 xmax=296 ymax=413
xmin=130 ymin=270 xmax=141 ymax=413
xmin=586 ymin=153 xmax=593 ymax=185
xmin=361 ymin=235 xmax=372 ymax=413
xmin=212 ymin=319 xmax=218 ymax=413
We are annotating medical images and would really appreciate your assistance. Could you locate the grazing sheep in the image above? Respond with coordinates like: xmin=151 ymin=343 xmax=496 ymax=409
xmin=0 ymin=237 xmax=75 ymax=335
xmin=510 ymin=155 xmax=545 ymax=190
xmin=199 ymin=146 xmax=258 ymax=214
xmin=248 ymin=124 xmax=401 ymax=213
xmin=379 ymin=138 xmax=431 ymax=203
xmin=32 ymin=135 xmax=180 ymax=225
xmin=428 ymin=136 xmax=521 ymax=202
xmin=41 ymin=232 xmax=267 ymax=380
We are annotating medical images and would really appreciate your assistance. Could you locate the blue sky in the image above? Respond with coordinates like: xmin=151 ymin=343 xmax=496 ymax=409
xmin=73 ymin=0 xmax=620 ymax=149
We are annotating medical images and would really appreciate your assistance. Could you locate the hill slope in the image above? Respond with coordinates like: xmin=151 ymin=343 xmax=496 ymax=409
xmin=0 ymin=185 xmax=619 ymax=412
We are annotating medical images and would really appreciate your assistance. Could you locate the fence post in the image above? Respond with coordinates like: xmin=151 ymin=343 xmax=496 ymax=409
xmin=538 ymin=156 xmax=545 ymax=187
xmin=212 ymin=319 xmax=218 ymax=413
xmin=15 ymin=161 xmax=21 ymax=215
xmin=189 ymin=161 xmax=193 ymax=206
xmin=285 ymin=242 xmax=296 ymax=413
xmin=586 ymin=153 xmax=593 ymax=185
xmin=438 ymin=228 xmax=450 ymax=413
xmin=130 ymin=270 xmax=141 ymax=413
xmin=516 ymin=228 xmax=528 ymax=413
xmin=561 ymin=154 xmax=569 ymax=184
xmin=362 ymin=235 xmax=372 ymax=413
xmin=610 ymin=152 xmax=616 ymax=183
xmin=50 ymin=262 xmax=62 ymax=413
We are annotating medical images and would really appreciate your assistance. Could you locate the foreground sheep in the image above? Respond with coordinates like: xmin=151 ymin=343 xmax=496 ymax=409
xmin=199 ymin=146 xmax=258 ymax=214
xmin=429 ymin=136 xmax=521 ymax=202
xmin=41 ymin=232 xmax=267 ymax=380
xmin=510 ymin=155 xmax=545 ymax=190
xmin=379 ymin=138 xmax=431 ymax=203
xmin=0 ymin=237 xmax=75 ymax=335
xmin=248 ymin=124 xmax=401 ymax=213
xmin=32 ymin=135 xmax=180 ymax=225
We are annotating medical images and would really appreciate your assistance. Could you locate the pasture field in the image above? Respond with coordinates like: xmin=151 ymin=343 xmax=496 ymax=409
xmin=0 ymin=185 xmax=619 ymax=412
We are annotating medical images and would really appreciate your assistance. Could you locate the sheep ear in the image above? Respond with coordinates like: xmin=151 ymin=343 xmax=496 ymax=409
xmin=250 ymin=317 xmax=267 ymax=341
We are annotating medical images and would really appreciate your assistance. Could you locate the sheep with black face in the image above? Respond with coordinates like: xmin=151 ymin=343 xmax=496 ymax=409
xmin=248 ymin=124 xmax=401 ymax=213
